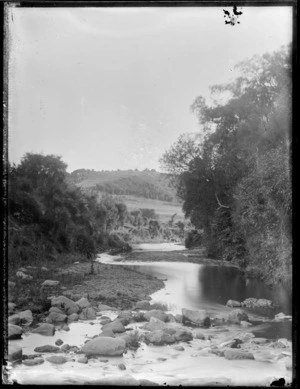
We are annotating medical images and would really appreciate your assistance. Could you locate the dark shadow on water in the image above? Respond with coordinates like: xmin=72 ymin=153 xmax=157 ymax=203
xmin=198 ymin=266 xmax=291 ymax=315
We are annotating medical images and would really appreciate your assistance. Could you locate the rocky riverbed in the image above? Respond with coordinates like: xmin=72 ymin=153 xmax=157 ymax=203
xmin=5 ymin=249 xmax=293 ymax=385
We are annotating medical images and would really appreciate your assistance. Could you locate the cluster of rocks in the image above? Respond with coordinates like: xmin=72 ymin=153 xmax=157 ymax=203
xmin=226 ymin=298 xmax=278 ymax=316
xmin=7 ymin=293 xmax=292 ymax=379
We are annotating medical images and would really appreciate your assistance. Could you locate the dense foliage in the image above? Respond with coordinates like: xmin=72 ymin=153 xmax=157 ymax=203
xmin=8 ymin=154 xmax=186 ymax=272
xmin=8 ymin=153 xmax=132 ymax=270
xmin=161 ymin=45 xmax=292 ymax=287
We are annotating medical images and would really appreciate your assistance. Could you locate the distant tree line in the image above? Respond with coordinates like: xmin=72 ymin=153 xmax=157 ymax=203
xmin=161 ymin=45 xmax=292 ymax=288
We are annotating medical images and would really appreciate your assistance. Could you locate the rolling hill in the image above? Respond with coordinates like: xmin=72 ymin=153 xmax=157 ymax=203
xmin=67 ymin=169 xmax=185 ymax=221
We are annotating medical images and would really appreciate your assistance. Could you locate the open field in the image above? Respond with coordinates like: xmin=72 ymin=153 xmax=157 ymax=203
xmin=115 ymin=195 xmax=185 ymax=222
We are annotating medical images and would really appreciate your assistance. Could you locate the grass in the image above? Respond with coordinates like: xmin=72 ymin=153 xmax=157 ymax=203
xmin=117 ymin=195 xmax=185 ymax=222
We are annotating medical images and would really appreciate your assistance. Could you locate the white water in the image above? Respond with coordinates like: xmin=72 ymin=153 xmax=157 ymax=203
xmin=8 ymin=244 xmax=292 ymax=385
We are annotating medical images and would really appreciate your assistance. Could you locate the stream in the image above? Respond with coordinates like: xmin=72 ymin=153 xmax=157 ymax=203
xmin=7 ymin=243 xmax=293 ymax=385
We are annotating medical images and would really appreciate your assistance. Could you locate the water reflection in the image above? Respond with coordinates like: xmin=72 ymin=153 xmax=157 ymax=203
xmin=198 ymin=266 xmax=292 ymax=314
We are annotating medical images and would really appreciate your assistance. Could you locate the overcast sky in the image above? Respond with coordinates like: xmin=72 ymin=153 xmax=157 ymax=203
xmin=8 ymin=5 xmax=292 ymax=172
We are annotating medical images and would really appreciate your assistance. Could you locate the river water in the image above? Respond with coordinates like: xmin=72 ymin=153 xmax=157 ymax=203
xmin=8 ymin=243 xmax=293 ymax=385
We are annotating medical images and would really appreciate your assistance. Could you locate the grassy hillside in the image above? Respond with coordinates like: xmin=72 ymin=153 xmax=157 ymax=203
xmin=67 ymin=169 xmax=177 ymax=203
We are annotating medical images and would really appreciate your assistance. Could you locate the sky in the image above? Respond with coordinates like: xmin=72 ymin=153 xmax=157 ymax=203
xmin=7 ymin=5 xmax=292 ymax=173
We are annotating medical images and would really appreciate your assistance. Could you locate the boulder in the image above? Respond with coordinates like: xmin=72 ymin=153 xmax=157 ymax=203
xmin=46 ymin=355 xmax=68 ymax=364
xmin=241 ymin=298 xmax=276 ymax=315
xmin=173 ymin=328 xmax=193 ymax=342
xmin=8 ymin=343 xmax=22 ymax=362
xmin=274 ymin=312 xmax=292 ymax=321
xmin=174 ymin=345 xmax=185 ymax=351
xmin=34 ymin=345 xmax=60 ymax=353
xmin=41 ymin=280 xmax=60 ymax=287
xmin=78 ymin=356 xmax=88 ymax=364
xmin=32 ymin=323 xmax=55 ymax=336
xmin=60 ymin=344 xmax=71 ymax=352
xmin=226 ymin=300 xmax=241 ymax=308
xmin=55 ymin=339 xmax=64 ymax=346
xmin=62 ymin=324 xmax=70 ymax=331
xmin=79 ymin=307 xmax=96 ymax=320
xmin=47 ymin=311 xmax=68 ymax=323
xmin=98 ymin=330 xmax=115 ymax=338
xmin=98 ymin=304 xmax=118 ymax=311
xmin=8 ymin=324 xmax=23 ymax=340
xmin=19 ymin=310 xmax=33 ymax=325
xmin=227 ymin=309 xmax=249 ymax=324
xmin=23 ymin=358 xmax=44 ymax=366
xmin=182 ymin=308 xmax=211 ymax=327
xmin=81 ymin=337 xmax=126 ymax=356
xmin=118 ymin=363 xmax=126 ymax=370
xmin=144 ymin=330 xmax=176 ymax=345
xmin=51 ymin=296 xmax=80 ymax=315
xmin=144 ymin=310 xmax=168 ymax=322
xmin=141 ymin=317 xmax=167 ymax=332
xmin=135 ymin=300 xmax=151 ymax=310
xmin=8 ymin=281 xmax=16 ymax=288
xmin=68 ymin=313 xmax=79 ymax=323
xmin=41 ymin=267 xmax=49 ymax=271
xmin=224 ymin=349 xmax=254 ymax=360
xmin=9 ymin=310 xmax=33 ymax=326
xmin=102 ymin=319 xmax=126 ymax=333
xmin=75 ymin=297 xmax=91 ymax=310
xmin=16 ymin=271 xmax=33 ymax=280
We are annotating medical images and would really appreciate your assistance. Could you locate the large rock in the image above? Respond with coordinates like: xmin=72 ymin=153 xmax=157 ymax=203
xmin=16 ymin=271 xmax=33 ymax=280
xmin=141 ymin=317 xmax=167 ymax=332
xmin=79 ymin=307 xmax=96 ymax=320
xmin=8 ymin=324 xmax=23 ymax=340
xmin=134 ymin=300 xmax=151 ymax=310
xmin=19 ymin=310 xmax=33 ymax=325
xmin=46 ymin=355 xmax=68 ymax=364
xmin=81 ymin=337 xmax=126 ymax=356
xmin=173 ymin=328 xmax=193 ymax=342
xmin=182 ymin=308 xmax=211 ymax=327
xmin=68 ymin=313 xmax=79 ymax=323
xmin=32 ymin=323 xmax=55 ymax=336
xmin=144 ymin=310 xmax=168 ymax=322
xmin=274 ymin=312 xmax=292 ymax=321
xmin=227 ymin=309 xmax=249 ymax=324
xmin=8 ymin=343 xmax=22 ymax=362
xmin=23 ymin=358 xmax=44 ymax=366
xmin=241 ymin=298 xmax=276 ymax=315
xmin=224 ymin=349 xmax=254 ymax=360
xmin=47 ymin=311 xmax=68 ymax=323
xmin=51 ymin=296 xmax=80 ymax=315
xmin=75 ymin=297 xmax=91 ymax=310
xmin=9 ymin=310 xmax=33 ymax=326
xmin=144 ymin=330 xmax=176 ymax=345
xmin=34 ymin=345 xmax=60 ymax=353
xmin=41 ymin=280 xmax=60 ymax=287
xmin=226 ymin=300 xmax=241 ymax=308
xmin=102 ymin=319 xmax=126 ymax=333
xmin=98 ymin=304 xmax=118 ymax=311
